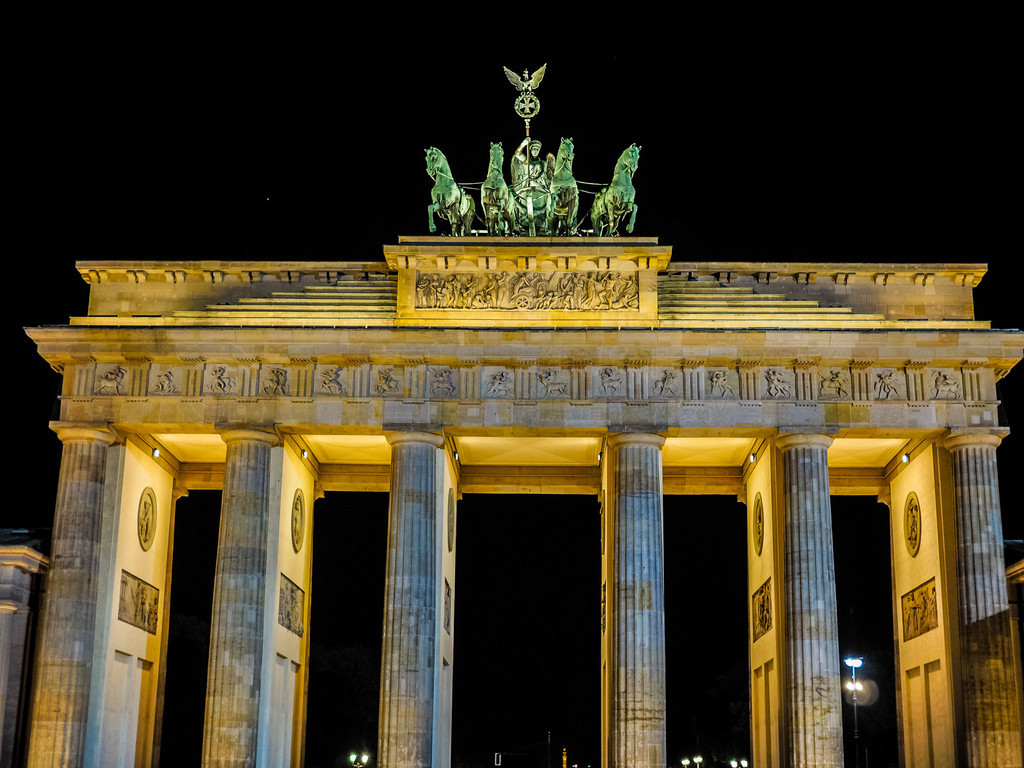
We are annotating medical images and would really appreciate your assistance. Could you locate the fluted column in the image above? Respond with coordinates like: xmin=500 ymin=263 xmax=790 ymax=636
xmin=27 ymin=426 xmax=115 ymax=768
xmin=776 ymin=433 xmax=843 ymax=767
xmin=378 ymin=431 xmax=444 ymax=768
xmin=608 ymin=433 xmax=666 ymax=768
xmin=202 ymin=429 xmax=277 ymax=768
xmin=944 ymin=433 xmax=1023 ymax=767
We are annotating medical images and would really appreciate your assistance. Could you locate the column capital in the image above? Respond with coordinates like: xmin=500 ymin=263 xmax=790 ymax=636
xmin=50 ymin=423 xmax=117 ymax=446
xmin=386 ymin=430 xmax=444 ymax=448
xmin=219 ymin=428 xmax=279 ymax=446
xmin=607 ymin=432 xmax=665 ymax=450
xmin=942 ymin=431 xmax=1004 ymax=451
xmin=775 ymin=432 xmax=834 ymax=452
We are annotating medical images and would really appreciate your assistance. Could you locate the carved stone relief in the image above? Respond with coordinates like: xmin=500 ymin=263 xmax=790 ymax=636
xmin=818 ymin=368 xmax=851 ymax=400
xmin=262 ymin=367 xmax=290 ymax=396
xmin=536 ymin=369 xmax=568 ymax=398
xmin=373 ymin=367 xmax=403 ymax=396
xmin=150 ymin=367 xmax=179 ymax=394
xmin=444 ymin=579 xmax=452 ymax=635
xmin=752 ymin=578 xmax=772 ymax=642
xmin=482 ymin=368 xmax=513 ymax=398
xmin=278 ymin=574 xmax=304 ymax=637
xmin=118 ymin=571 xmax=159 ymax=634
xmin=651 ymin=368 xmax=680 ymax=398
xmin=753 ymin=493 xmax=764 ymax=556
xmin=415 ymin=271 xmax=639 ymax=311
xmin=930 ymin=368 xmax=962 ymax=400
xmin=707 ymin=369 xmax=737 ymax=399
xmin=205 ymin=365 xmax=238 ymax=395
xmin=873 ymin=368 xmax=906 ymax=400
xmin=904 ymin=492 xmax=922 ymax=557
xmin=431 ymin=368 xmax=457 ymax=397
xmin=95 ymin=365 xmax=128 ymax=395
xmin=318 ymin=366 xmax=348 ymax=396
xmin=901 ymin=578 xmax=938 ymax=641
xmin=447 ymin=488 xmax=456 ymax=553
xmin=291 ymin=489 xmax=305 ymax=553
xmin=138 ymin=487 xmax=156 ymax=552
xmin=598 ymin=367 xmax=624 ymax=396
xmin=762 ymin=368 xmax=793 ymax=399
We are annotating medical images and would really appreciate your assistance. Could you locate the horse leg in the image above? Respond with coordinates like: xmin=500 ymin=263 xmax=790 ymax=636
xmin=627 ymin=203 xmax=638 ymax=234
xmin=428 ymin=202 xmax=438 ymax=233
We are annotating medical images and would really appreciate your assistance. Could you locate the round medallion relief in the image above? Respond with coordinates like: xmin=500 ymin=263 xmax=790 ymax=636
xmin=291 ymin=489 xmax=305 ymax=553
xmin=138 ymin=487 xmax=157 ymax=552
xmin=753 ymin=493 xmax=764 ymax=556
xmin=904 ymin=492 xmax=922 ymax=557
xmin=447 ymin=488 xmax=456 ymax=553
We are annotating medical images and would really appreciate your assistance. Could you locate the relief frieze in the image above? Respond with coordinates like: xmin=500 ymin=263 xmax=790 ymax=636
xmin=415 ymin=271 xmax=639 ymax=311
xmin=278 ymin=574 xmax=304 ymax=637
xmin=318 ymin=366 xmax=348 ymax=396
xmin=118 ymin=571 xmax=159 ymax=634
xmin=752 ymin=578 xmax=772 ymax=641
xmin=930 ymin=368 xmax=962 ymax=400
xmin=901 ymin=578 xmax=938 ymax=641
xmin=873 ymin=368 xmax=906 ymax=400
xmin=707 ymin=369 xmax=737 ymax=398
xmin=763 ymin=368 xmax=794 ymax=399
xmin=818 ymin=368 xmax=851 ymax=400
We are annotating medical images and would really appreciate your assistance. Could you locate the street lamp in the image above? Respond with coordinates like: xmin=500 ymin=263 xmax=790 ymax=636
xmin=349 ymin=752 xmax=371 ymax=767
xmin=844 ymin=656 xmax=864 ymax=768
xmin=681 ymin=760 xmax=690 ymax=767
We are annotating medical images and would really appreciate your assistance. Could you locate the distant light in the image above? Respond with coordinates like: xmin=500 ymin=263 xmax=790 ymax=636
xmin=846 ymin=681 xmax=863 ymax=691
xmin=902 ymin=453 xmax=910 ymax=463
xmin=597 ymin=452 xmax=602 ymax=462
xmin=749 ymin=452 xmax=756 ymax=463
xmin=741 ymin=762 xmax=748 ymax=768
xmin=731 ymin=762 xmax=739 ymax=768
xmin=301 ymin=449 xmax=308 ymax=459
xmin=844 ymin=656 xmax=863 ymax=669
xmin=152 ymin=448 xmax=160 ymax=458
xmin=453 ymin=451 xmax=459 ymax=462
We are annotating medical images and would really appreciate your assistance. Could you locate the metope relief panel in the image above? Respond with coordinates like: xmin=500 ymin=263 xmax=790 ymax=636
xmin=203 ymin=364 xmax=242 ymax=396
xmin=118 ymin=571 xmax=159 ymax=634
xmin=149 ymin=365 xmax=182 ymax=395
xmin=929 ymin=368 xmax=962 ymax=400
xmin=707 ymin=368 xmax=738 ymax=399
xmin=649 ymin=368 xmax=681 ymax=399
xmin=762 ymin=368 xmax=794 ymax=400
xmin=481 ymin=367 xmax=514 ymax=399
xmin=93 ymin=363 xmax=145 ymax=396
xmin=873 ymin=368 xmax=907 ymax=401
xmin=534 ymin=368 xmax=569 ymax=399
xmin=278 ymin=574 xmax=304 ymax=637
xmin=428 ymin=367 xmax=458 ymax=398
xmin=752 ymin=578 xmax=772 ymax=642
xmin=371 ymin=366 xmax=404 ymax=397
xmin=902 ymin=578 xmax=938 ymax=641
xmin=316 ymin=365 xmax=350 ymax=396
xmin=817 ymin=367 xmax=851 ymax=400
xmin=260 ymin=366 xmax=291 ymax=396
xmin=595 ymin=367 xmax=626 ymax=397
xmin=414 ymin=270 xmax=639 ymax=311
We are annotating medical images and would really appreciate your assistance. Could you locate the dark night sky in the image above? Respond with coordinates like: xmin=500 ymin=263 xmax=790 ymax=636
xmin=8 ymin=21 xmax=1021 ymax=768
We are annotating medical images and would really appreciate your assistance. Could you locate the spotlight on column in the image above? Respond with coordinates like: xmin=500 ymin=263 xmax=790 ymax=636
xmin=902 ymin=453 xmax=910 ymax=463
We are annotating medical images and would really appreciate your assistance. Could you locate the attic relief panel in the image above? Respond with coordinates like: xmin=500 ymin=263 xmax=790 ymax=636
xmin=414 ymin=271 xmax=639 ymax=311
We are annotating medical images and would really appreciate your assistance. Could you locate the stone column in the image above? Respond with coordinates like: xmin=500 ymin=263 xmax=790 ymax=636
xmin=944 ymin=433 xmax=1023 ymax=766
xmin=607 ymin=433 xmax=667 ymax=768
xmin=202 ymin=429 xmax=277 ymax=767
xmin=27 ymin=426 xmax=116 ymax=768
xmin=378 ymin=431 xmax=443 ymax=768
xmin=776 ymin=433 xmax=843 ymax=767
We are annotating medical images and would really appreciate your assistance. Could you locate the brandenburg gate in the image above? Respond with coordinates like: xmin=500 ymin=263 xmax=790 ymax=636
xmin=20 ymin=237 xmax=1024 ymax=766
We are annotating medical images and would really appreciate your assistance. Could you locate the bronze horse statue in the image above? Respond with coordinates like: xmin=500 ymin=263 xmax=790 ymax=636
xmin=591 ymin=143 xmax=640 ymax=236
xmin=480 ymin=142 xmax=515 ymax=236
xmin=547 ymin=137 xmax=579 ymax=236
xmin=426 ymin=147 xmax=475 ymax=236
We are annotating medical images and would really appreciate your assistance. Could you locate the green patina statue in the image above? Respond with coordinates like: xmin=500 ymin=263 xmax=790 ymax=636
xmin=424 ymin=66 xmax=640 ymax=237
xmin=426 ymin=147 xmax=475 ymax=237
